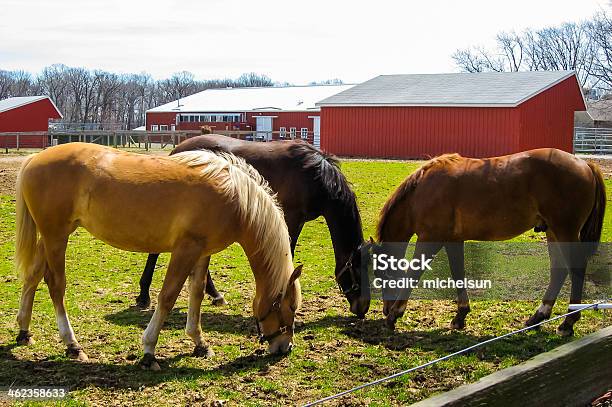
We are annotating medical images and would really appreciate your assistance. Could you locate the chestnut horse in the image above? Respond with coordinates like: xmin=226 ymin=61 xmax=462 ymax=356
xmin=15 ymin=143 xmax=302 ymax=370
xmin=137 ymin=134 xmax=370 ymax=317
xmin=376 ymin=148 xmax=605 ymax=336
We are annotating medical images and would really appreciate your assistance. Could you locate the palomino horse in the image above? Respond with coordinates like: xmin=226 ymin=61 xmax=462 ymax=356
xmin=376 ymin=148 xmax=605 ymax=336
xmin=15 ymin=143 xmax=302 ymax=369
xmin=136 ymin=134 xmax=370 ymax=317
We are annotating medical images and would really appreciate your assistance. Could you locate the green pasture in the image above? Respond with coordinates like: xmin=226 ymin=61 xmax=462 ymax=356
xmin=0 ymin=159 xmax=611 ymax=406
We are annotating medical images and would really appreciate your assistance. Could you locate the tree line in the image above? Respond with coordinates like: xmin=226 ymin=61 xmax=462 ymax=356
xmin=452 ymin=12 xmax=612 ymax=95
xmin=0 ymin=67 xmax=276 ymax=129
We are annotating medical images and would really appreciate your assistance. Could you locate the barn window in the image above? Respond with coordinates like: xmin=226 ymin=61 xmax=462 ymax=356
xmin=280 ymin=127 xmax=287 ymax=138
xmin=160 ymin=125 xmax=168 ymax=131
xmin=290 ymin=127 xmax=296 ymax=138
xmin=301 ymin=128 xmax=308 ymax=139
xmin=151 ymin=125 xmax=159 ymax=131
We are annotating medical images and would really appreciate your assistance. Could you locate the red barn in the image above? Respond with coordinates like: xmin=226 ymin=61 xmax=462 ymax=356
xmin=146 ymin=84 xmax=353 ymax=148
xmin=0 ymin=96 xmax=63 ymax=148
xmin=317 ymin=71 xmax=586 ymax=158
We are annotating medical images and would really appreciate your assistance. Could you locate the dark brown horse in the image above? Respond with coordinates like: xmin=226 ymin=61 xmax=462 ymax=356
xmin=376 ymin=148 xmax=606 ymax=336
xmin=136 ymin=134 xmax=370 ymax=317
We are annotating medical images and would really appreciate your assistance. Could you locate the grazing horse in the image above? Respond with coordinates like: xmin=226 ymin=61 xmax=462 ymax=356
xmin=376 ymin=148 xmax=605 ymax=336
xmin=15 ymin=143 xmax=302 ymax=369
xmin=136 ymin=134 xmax=370 ymax=317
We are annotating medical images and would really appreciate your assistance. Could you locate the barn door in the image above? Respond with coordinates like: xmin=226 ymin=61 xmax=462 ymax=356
xmin=256 ymin=116 xmax=273 ymax=141
xmin=312 ymin=116 xmax=321 ymax=148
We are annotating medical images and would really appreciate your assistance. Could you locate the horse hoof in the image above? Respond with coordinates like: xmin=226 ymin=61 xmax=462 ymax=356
xmin=450 ymin=318 xmax=465 ymax=330
xmin=16 ymin=330 xmax=35 ymax=346
xmin=135 ymin=296 xmax=151 ymax=309
xmin=557 ymin=323 xmax=574 ymax=337
xmin=140 ymin=353 xmax=161 ymax=371
xmin=193 ymin=345 xmax=215 ymax=358
xmin=66 ymin=345 xmax=89 ymax=362
xmin=211 ymin=296 xmax=228 ymax=306
xmin=525 ymin=312 xmax=548 ymax=329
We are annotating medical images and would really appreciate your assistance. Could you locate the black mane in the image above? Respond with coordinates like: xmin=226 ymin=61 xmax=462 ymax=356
xmin=286 ymin=141 xmax=363 ymax=247
xmin=287 ymin=141 xmax=355 ymax=205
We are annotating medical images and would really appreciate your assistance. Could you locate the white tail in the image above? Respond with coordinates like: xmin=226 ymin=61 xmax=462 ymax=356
xmin=15 ymin=155 xmax=37 ymax=280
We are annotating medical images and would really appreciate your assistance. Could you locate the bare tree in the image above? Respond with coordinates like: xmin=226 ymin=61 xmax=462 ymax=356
xmin=453 ymin=18 xmax=600 ymax=89
xmin=235 ymin=72 xmax=273 ymax=87
xmin=589 ymin=12 xmax=612 ymax=90
xmin=0 ymin=65 xmax=284 ymax=127
xmin=37 ymin=64 xmax=70 ymax=114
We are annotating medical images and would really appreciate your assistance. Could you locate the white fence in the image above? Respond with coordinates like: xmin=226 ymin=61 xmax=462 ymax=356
xmin=574 ymin=127 xmax=612 ymax=155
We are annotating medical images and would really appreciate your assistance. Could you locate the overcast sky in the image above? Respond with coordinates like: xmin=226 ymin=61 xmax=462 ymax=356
xmin=1 ymin=0 xmax=610 ymax=84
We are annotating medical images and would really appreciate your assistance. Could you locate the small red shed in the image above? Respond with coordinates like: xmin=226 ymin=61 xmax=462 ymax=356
xmin=317 ymin=71 xmax=586 ymax=158
xmin=0 ymin=96 xmax=63 ymax=148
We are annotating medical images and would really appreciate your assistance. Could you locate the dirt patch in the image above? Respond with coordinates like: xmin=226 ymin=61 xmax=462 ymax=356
xmin=0 ymin=155 xmax=26 ymax=196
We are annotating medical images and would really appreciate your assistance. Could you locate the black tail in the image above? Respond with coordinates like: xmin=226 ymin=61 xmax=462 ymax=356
xmin=581 ymin=162 xmax=606 ymax=258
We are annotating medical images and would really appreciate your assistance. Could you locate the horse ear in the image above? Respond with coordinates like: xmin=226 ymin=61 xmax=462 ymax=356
xmin=289 ymin=265 xmax=303 ymax=285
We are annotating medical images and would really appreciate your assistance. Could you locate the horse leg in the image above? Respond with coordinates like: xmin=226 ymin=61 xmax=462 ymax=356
xmin=204 ymin=267 xmax=227 ymax=306
xmin=16 ymin=241 xmax=46 ymax=345
xmin=526 ymin=232 xmax=567 ymax=328
xmin=141 ymin=241 xmax=201 ymax=370
xmin=43 ymin=236 xmax=88 ymax=361
xmin=136 ymin=253 xmax=159 ymax=309
xmin=381 ymin=241 xmax=409 ymax=317
xmin=186 ymin=255 xmax=215 ymax=357
xmin=386 ymin=240 xmax=443 ymax=330
xmin=288 ymin=220 xmax=304 ymax=257
xmin=446 ymin=242 xmax=470 ymax=330
xmin=557 ymin=242 xmax=588 ymax=337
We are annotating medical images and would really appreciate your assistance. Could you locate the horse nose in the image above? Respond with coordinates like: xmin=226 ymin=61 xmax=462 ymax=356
xmin=268 ymin=337 xmax=293 ymax=355
xmin=350 ymin=297 xmax=370 ymax=318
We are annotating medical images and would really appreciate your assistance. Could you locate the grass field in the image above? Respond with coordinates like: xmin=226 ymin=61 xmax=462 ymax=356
xmin=0 ymin=157 xmax=611 ymax=406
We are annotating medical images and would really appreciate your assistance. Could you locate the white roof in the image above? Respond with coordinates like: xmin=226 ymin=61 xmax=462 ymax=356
xmin=317 ymin=71 xmax=579 ymax=107
xmin=147 ymin=84 xmax=355 ymax=113
xmin=0 ymin=95 xmax=60 ymax=114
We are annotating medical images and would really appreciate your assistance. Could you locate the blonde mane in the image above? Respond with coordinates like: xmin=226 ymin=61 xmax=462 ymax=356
xmin=168 ymin=150 xmax=294 ymax=299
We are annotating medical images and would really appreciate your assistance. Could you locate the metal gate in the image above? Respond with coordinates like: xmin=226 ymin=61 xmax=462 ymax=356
xmin=574 ymin=127 xmax=612 ymax=155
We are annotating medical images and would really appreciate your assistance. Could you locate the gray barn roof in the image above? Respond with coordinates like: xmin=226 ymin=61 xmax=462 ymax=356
xmin=316 ymin=71 xmax=578 ymax=108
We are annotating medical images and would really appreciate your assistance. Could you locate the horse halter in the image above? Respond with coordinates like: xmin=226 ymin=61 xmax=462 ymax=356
xmin=255 ymin=294 xmax=295 ymax=344
xmin=336 ymin=252 xmax=360 ymax=295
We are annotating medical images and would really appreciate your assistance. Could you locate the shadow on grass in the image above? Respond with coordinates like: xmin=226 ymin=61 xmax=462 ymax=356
xmin=105 ymin=307 xmax=574 ymax=363
xmin=104 ymin=306 xmax=259 ymax=335
xmin=301 ymin=314 xmax=574 ymax=361
xmin=0 ymin=342 xmax=286 ymax=390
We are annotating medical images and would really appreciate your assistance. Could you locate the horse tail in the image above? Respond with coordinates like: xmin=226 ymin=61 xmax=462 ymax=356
xmin=15 ymin=155 xmax=38 ymax=280
xmin=581 ymin=162 xmax=606 ymax=258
